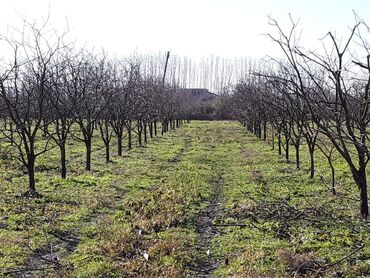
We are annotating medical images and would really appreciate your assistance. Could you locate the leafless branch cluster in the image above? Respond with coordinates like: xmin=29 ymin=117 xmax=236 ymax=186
xmin=231 ymin=15 xmax=370 ymax=219
xmin=0 ymin=21 xmax=188 ymax=195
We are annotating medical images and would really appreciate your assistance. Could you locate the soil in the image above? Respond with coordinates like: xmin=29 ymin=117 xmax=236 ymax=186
xmin=189 ymin=174 xmax=224 ymax=278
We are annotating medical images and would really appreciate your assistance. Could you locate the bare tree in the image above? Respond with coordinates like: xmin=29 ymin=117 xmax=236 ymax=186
xmin=268 ymin=16 xmax=370 ymax=218
xmin=71 ymin=52 xmax=106 ymax=171
xmin=0 ymin=20 xmax=66 ymax=195
xmin=46 ymin=50 xmax=78 ymax=178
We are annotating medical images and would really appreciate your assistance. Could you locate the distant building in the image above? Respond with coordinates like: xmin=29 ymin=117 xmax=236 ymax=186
xmin=177 ymin=88 xmax=217 ymax=102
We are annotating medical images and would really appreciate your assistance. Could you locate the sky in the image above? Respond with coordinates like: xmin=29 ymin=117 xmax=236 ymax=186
xmin=1 ymin=0 xmax=370 ymax=61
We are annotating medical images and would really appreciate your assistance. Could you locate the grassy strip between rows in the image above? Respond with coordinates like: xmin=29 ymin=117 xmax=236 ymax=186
xmin=212 ymin=125 xmax=370 ymax=277
xmin=0 ymin=121 xmax=369 ymax=277
xmin=0 ymin=121 xmax=230 ymax=277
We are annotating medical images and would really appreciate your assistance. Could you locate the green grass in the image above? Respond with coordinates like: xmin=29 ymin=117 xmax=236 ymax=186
xmin=0 ymin=121 xmax=369 ymax=277
xmin=212 ymin=126 xmax=370 ymax=277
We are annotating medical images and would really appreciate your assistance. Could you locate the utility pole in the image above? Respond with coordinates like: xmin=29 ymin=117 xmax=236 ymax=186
xmin=162 ymin=51 xmax=170 ymax=84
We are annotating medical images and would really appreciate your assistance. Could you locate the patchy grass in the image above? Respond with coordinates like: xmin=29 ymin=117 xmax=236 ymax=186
xmin=0 ymin=121 xmax=369 ymax=277
xmin=0 ymin=122 xmax=222 ymax=277
xmin=213 ymin=127 xmax=370 ymax=277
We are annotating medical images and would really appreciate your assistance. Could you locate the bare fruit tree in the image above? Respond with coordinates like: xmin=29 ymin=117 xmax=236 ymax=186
xmin=267 ymin=16 xmax=370 ymax=218
xmin=0 ymin=20 xmax=67 ymax=195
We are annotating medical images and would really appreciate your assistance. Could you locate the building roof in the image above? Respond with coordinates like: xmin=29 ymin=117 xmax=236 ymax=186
xmin=177 ymin=88 xmax=217 ymax=102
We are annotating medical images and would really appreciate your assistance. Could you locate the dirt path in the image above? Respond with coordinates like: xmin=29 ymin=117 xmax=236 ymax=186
xmin=189 ymin=173 xmax=224 ymax=277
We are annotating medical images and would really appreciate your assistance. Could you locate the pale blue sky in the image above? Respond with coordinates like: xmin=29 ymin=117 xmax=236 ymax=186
xmin=1 ymin=0 xmax=370 ymax=60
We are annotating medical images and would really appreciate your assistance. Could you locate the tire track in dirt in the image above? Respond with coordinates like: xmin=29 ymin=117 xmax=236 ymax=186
xmin=187 ymin=123 xmax=232 ymax=277
xmin=189 ymin=173 xmax=224 ymax=277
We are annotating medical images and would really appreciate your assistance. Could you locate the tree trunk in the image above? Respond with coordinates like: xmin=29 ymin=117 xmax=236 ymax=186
xmin=60 ymin=144 xmax=67 ymax=179
xmin=105 ymin=143 xmax=110 ymax=163
xmin=149 ymin=122 xmax=153 ymax=139
xmin=357 ymin=168 xmax=368 ymax=219
xmin=27 ymin=153 xmax=36 ymax=194
xmin=351 ymin=163 xmax=368 ymax=219
xmin=144 ymin=122 xmax=147 ymax=143
xmin=137 ymin=120 xmax=143 ymax=146
xmin=128 ymin=128 xmax=132 ymax=150
xmin=138 ymin=130 xmax=142 ymax=146
xmin=285 ymin=135 xmax=289 ymax=162
xmin=85 ymin=140 xmax=92 ymax=171
xmin=258 ymin=123 xmax=262 ymax=139
xmin=162 ymin=121 xmax=166 ymax=135
xmin=117 ymin=135 xmax=123 ymax=156
xmin=43 ymin=119 xmax=48 ymax=138
xmin=263 ymin=121 xmax=267 ymax=141
xmin=10 ymin=122 xmax=14 ymax=146
xmin=154 ymin=121 xmax=157 ymax=136
xmin=309 ymin=146 xmax=315 ymax=178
